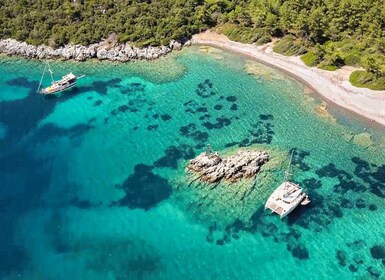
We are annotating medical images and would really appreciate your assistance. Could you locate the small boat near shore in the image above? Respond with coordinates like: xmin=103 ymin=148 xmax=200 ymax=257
xmin=37 ymin=62 xmax=84 ymax=95
xmin=265 ymin=150 xmax=310 ymax=218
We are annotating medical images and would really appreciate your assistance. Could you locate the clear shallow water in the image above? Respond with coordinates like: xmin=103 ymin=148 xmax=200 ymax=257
xmin=1 ymin=47 xmax=385 ymax=279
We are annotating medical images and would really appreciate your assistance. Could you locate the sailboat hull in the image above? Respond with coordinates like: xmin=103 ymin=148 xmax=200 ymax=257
xmin=40 ymin=80 xmax=77 ymax=95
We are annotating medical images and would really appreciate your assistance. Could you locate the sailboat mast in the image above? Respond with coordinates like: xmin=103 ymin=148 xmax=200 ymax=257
xmin=46 ymin=61 xmax=54 ymax=82
xmin=36 ymin=63 xmax=47 ymax=93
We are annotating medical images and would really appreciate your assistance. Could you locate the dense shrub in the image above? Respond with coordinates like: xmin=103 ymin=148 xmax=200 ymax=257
xmin=350 ymin=70 xmax=385 ymax=90
xmin=301 ymin=52 xmax=319 ymax=67
xmin=273 ymin=36 xmax=307 ymax=56
xmin=256 ymin=35 xmax=271 ymax=46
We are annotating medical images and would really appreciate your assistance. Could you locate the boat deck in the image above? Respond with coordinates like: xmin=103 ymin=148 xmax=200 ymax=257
xmin=265 ymin=181 xmax=307 ymax=218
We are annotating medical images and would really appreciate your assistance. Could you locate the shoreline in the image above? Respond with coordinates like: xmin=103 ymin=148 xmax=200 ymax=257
xmin=0 ymin=37 xmax=188 ymax=62
xmin=192 ymin=31 xmax=385 ymax=128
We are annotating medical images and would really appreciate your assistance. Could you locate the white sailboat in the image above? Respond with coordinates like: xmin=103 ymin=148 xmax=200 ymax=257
xmin=265 ymin=150 xmax=310 ymax=218
xmin=37 ymin=62 xmax=84 ymax=95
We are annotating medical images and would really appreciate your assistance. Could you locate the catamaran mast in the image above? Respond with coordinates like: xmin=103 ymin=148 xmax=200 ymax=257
xmin=284 ymin=149 xmax=295 ymax=182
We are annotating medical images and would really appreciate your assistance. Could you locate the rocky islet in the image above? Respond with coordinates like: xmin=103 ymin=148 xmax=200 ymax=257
xmin=186 ymin=149 xmax=269 ymax=183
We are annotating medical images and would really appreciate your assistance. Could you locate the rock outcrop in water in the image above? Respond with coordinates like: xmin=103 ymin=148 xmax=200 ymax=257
xmin=0 ymin=37 xmax=189 ymax=62
xmin=186 ymin=149 xmax=269 ymax=183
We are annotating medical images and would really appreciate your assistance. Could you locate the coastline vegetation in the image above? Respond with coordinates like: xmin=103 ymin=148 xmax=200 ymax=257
xmin=1 ymin=0 xmax=385 ymax=89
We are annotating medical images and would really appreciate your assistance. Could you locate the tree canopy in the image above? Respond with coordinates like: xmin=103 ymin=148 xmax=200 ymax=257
xmin=1 ymin=0 xmax=385 ymax=88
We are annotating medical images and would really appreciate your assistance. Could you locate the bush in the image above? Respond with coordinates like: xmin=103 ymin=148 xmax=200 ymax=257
xmin=273 ymin=36 xmax=307 ymax=56
xmin=349 ymin=70 xmax=385 ymax=90
xmin=343 ymin=53 xmax=361 ymax=66
xmin=256 ymin=35 xmax=271 ymax=45
xmin=301 ymin=52 xmax=318 ymax=66
xmin=318 ymin=64 xmax=338 ymax=71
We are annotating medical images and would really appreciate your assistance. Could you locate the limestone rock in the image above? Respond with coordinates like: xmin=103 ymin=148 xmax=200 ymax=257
xmin=187 ymin=149 xmax=269 ymax=183
xmin=0 ymin=38 xmax=179 ymax=62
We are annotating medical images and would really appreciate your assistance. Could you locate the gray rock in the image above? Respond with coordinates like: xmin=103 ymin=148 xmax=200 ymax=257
xmin=0 ymin=37 xmax=181 ymax=62
xmin=187 ymin=149 xmax=269 ymax=183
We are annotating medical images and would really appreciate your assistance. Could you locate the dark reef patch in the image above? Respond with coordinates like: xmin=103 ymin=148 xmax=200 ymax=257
xmin=147 ymin=124 xmax=159 ymax=131
xmin=161 ymin=114 xmax=172 ymax=121
xmin=351 ymin=157 xmax=385 ymax=198
xmin=224 ymin=142 xmax=238 ymax=148
xmin=348 ymin=264 xmax=358 ymax=272
xmin=239 ymin=117 xmax=274 ymax=146
xmin=110 ymin=109 xmax=118 ymax=116
xmin=6 ymin=77 xmax=37 ymax=88
xmin=230 ymin=104 xmax=238 ymax=111
xmin=184 ymin=100 xmax=204 ymax=114
xmin=90 ymin=78 xmax=122 ymax=95
xmin=214 ymin=104 xmax=223 ymax=111
xmin=118 ymin=164 xmax=172 ymax=210
xmin=340 ymin=198 xmax=354 ymax=209
xmin=152 ymin=113 xmax=159 ymax=119
xmin=226 ymin=96 xmax=237 ymax=102
xmin=333 ymin=179 xmax=366 ymax=194
xmin=212 ymin=113 xmax=275 ymax=148
xmin=287 ymin=243 xmax=309 ymax=260
xmin=370 ymin=245 xmax=385 ymax=260
xmin=93 ymin=100 xmax=103 ymax=107
xmin=199 ymin=114 xmax=211 ymax=120
xmin=367 ymin=266 xmax=381 ymax=278
xmin=196 ymin=79 xmax=216 ymax=98
xmin=336 ymin=250 xmax=347 ymax=266
xmin=259 ymin=114 xmax=274 ymax=120
xmin=154 ymin=144 xmax=195 ymax=169
xmin=197 ymin=107 xmax=208 ymax=113
xmin=120 ymin=82 xmax=145 ymax=95
xmin=180 ymin=123 xmax=196 ymax=136
xmin=289 ymin=148 xmax=311 ymax=171
xmin=118 ymin=105 xmax=129 ymax=113
xmin=202 ymin=116 xmax=231 ymax=130
xmin=369 ymin=204 xmax=377 ymax=211
xmin=355 ymin=198 xmax=366 ymax=209
xmin=316 ymin=163 xmax=352 ymax=180
xmin=179 ymin=123 xmax=209 ymax=147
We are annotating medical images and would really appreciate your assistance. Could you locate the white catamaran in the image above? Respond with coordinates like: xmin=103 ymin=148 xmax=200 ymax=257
xmin=37 ymin=62 xmax=84 ymax=95
xmin=265 ymin=150 xmax=311 ymax=218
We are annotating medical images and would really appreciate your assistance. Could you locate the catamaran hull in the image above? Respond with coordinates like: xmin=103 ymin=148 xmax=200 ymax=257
xmin=265 ymin=181 xmax=307 ymax=218
xmin=278 ymin=193 xmax=305 ymax=218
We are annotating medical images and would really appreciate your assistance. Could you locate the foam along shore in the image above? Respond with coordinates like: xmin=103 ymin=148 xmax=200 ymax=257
xmin=192 ymin=31 xmax=385 ymax=127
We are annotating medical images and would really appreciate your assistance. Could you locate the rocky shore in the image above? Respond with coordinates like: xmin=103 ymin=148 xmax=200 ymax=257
xmin=0 ymin=37 xmax=189 ymax=62
xmin=186 ymin=149 xmax=269 ymax=183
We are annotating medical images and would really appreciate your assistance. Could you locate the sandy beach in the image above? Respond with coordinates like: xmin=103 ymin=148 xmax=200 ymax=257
xmin=192 ymin=31 xmax=385 ymax=127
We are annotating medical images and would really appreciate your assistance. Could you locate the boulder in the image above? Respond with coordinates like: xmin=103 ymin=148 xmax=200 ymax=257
xmin=187 ymin=149 xmax=269 ymax=183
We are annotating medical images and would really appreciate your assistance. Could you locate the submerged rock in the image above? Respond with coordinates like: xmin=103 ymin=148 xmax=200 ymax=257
xmin=186 ymin=149 xmax=269 ymax=183
xmin=352 ymin=132 xmax=373 ymax=148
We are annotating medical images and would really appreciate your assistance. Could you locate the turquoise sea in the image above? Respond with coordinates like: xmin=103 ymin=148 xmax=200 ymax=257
xmin=1 ymin=46 xmax=385 ymax=280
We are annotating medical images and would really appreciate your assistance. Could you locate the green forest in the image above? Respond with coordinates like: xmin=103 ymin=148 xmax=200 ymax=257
xmin=1 ymin=0 xmax=385 ymax=89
